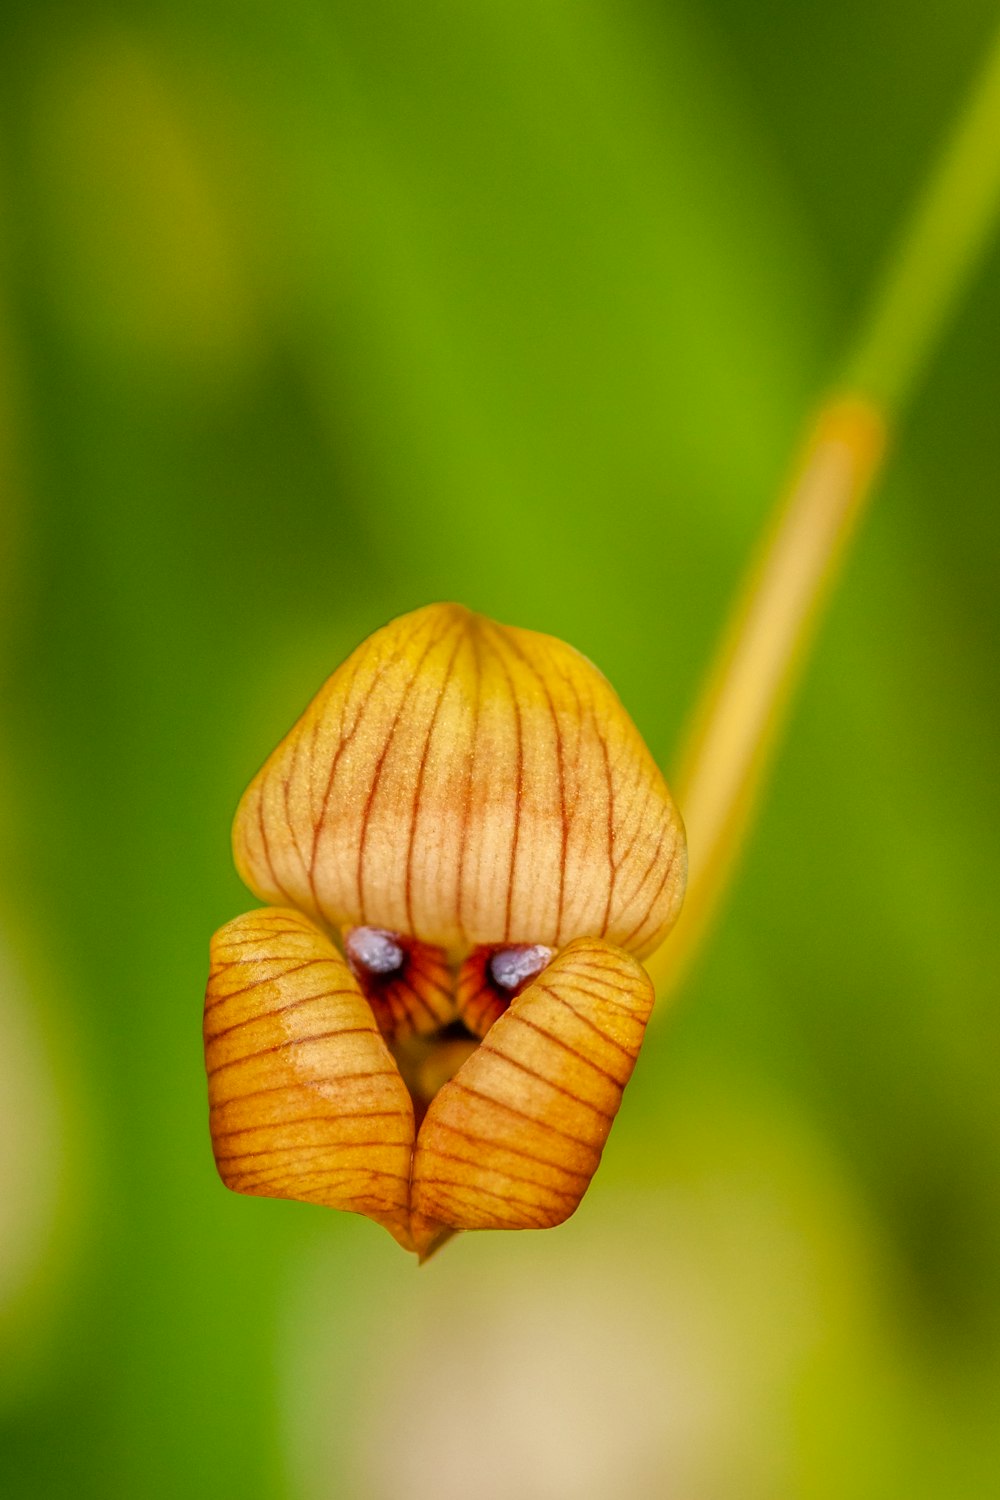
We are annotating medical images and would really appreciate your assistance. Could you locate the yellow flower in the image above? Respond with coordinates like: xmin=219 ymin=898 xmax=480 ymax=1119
xmin=204 ymin=604 xmax=686 ymax=1257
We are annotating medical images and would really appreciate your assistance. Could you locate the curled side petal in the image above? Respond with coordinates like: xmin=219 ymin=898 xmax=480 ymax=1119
xmin=204 ymin=907 xmax=416 ymax=1252
xmin=410 ymin=937 xmax=654 ymax=1253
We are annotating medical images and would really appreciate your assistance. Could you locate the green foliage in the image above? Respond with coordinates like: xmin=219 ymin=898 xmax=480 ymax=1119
xmin=1 ymin=3 xmax=998 ymax=1496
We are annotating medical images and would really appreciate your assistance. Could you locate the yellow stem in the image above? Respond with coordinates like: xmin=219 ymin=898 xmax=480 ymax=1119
xmin=646 ymin=396 xmax=885 ymax=997
xmin=646 ymin=20 xmax=1000 ymax=1001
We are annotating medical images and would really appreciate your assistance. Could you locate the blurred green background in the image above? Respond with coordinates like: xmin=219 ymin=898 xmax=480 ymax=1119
xmin=2 ymin=3 xmax=999 ymax=1496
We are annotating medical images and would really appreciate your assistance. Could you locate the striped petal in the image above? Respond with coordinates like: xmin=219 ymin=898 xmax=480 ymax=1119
xmin=204 ymin=907 xmax=416 ymax=1252
xmin=410 ymin=937 xmax=654 ymax=1254
xmin=232 ymin=604 xmax=686 ymax=959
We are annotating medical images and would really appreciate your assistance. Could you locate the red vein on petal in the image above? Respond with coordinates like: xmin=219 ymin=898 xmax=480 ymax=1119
xmin=212 ymin=1109 xmax=411 ymax=1145
xmin=419 ymin=1117 xmax=590 ymax=1178
xmin=310 ymin=649 xmax=394 ymax=921
xmin=491 ymin=626 xmax=569 ymax=944
xmin=539 ymin=986 xmax=642 ymax=1059
xmin=279 ymin=708 xmax=308 ymax=888
xmin=210 ymin=1068 xmax=401 ymax=1107
xmin=355 ymin=616 xmax=451 ymax=924
xmin=446 ymin=1080 xmax=602 ymax=1150
xmin=473 ymin=1044 xmax=616 ymax=1122
xmin=594 ymin=712 xmax=617 ymax=940
xmin=206 ymin=1005 xmax=367 ymax=1046
xmin=204 ymin=957 xmax=331 ymax=1009
xmin=232 ymin=1164 xmax=410 ymax=1193
xmin=212 ymin=928 xmax=312 ymax=953
xmin=414 ymin=1177 xmax=554 ymax=1223
xmin=455 ymin=623 xmax=481 ymax=946
xmin=616 ymin=831 xmax=678 ymax=949
xmin=504 ymin=1011 xmax=628 ymax=1087
xmin=256 ymin=788 xmax=292 ymax=906
xmin=404 ymin=617 xmax=465 ymax=935
xmin=207 ymin=1025 xmax=387 ymax=1077
xmin=482 ymin=628 xmax=524 ymax=945
xmin=415 ymin=1149 xmax=579 ymax=1202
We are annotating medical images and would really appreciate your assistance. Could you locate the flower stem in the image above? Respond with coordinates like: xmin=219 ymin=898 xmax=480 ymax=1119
xmin=845 ymin=21 xmax=1000 ymax=414
xmin=646 ymin=21 xmax=1000 ymax=999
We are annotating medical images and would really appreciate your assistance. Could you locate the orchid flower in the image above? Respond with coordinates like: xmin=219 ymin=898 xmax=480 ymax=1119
xmin=205 ymin=604 xmax=686 ymax=1258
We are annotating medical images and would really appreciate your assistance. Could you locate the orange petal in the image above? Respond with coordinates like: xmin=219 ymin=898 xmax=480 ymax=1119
xmin=233 ymin=604 xmax=686 ymax=958
xmin=410 ymin=937 xmax=654 ymax=1251
xmin=204 ymin=907 xmax=416 ymax=1252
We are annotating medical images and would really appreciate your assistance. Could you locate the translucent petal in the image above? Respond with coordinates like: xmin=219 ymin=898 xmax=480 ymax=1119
xmin=410 ymin=937 xmax=654 ymax=1254
xmin=233 ymin=603 xmax=686 ymax=958
xmin=204 ymin=907 xmax=416 ymax=1252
